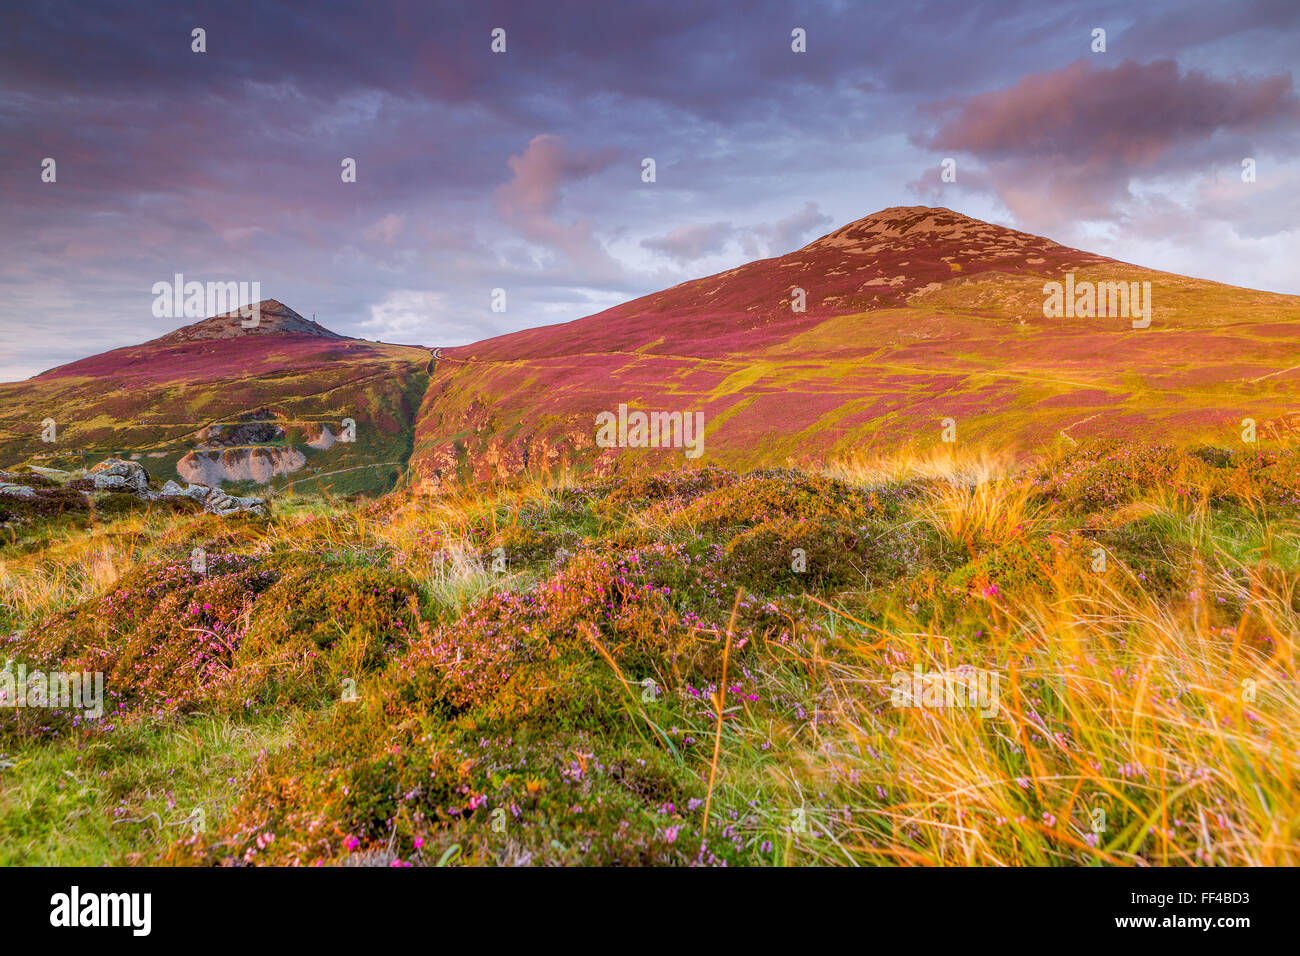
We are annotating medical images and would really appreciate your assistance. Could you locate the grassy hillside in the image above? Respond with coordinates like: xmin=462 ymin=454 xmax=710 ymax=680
xmin=0 ymin=336 xmax=431 ymax=498
xmin=410 ymin=211 xmax=1300 ymax=491
xmin=2 ymin=441 xmax=1297 ymax=865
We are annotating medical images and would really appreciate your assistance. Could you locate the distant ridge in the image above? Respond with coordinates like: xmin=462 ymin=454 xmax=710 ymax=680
xmin=3 ymin=206 xmax=1298 ymax=498
xmin=149 ymin=299 xmax=345 ymax=345
xmin=0 ymin=297 xmax=430 ymax=497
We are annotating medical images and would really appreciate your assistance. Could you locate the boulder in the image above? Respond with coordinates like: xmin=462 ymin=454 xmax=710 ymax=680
xmin=89 ymin=458 xmax=150 ymax=495
xmin=158 ymin=480 xmax=209 ymax=501
xmin=0 ymin=484 xmax=36 ymax=499
xmin=202 ymin=488 xmax=267 ymax=517
xmin=75 ymin=459 xmax=267 ymax=517
xmin=183 ymin=484 xmax=211 ymax=502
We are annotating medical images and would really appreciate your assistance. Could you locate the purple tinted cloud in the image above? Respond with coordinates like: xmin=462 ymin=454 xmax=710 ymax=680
xmin=0 ymin=0 xmax=1297 ymax=379
xmin=914 ymin=58 xmax=1299 ymax=226
xmin=641 ymin=222 xmax=737 ymax=265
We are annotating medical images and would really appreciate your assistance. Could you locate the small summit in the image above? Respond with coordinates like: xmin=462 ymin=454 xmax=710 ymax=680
xmin=808 ymin=206 xmax=1038 ymax=248
xmin=151 ymin=299 xmax=345 ymax=345
xmin=799 ymin=204 xmax=1109 ymax=276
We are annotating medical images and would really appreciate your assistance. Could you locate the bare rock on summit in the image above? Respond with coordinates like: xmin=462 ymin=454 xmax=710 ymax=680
xmin=149 ymin=299 xmax=344 ymax=345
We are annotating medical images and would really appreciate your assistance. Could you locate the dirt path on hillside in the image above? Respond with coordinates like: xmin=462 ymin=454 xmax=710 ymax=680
xmin=270 ymin=461 xmax=404 ymax=492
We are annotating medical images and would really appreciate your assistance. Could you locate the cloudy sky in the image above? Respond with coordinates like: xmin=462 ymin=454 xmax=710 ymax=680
xmin=1 ymin=0 xmax=1297 ymax=380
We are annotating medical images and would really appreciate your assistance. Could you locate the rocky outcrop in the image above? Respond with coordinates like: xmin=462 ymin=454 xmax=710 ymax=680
xmin=194 ymin=421 xmax=285 ymax=448
xmin=199 ymin=487 xmax=268 ymax=516
xmin=89 ymin=458 xmax=151 ymax=495
xmin=413 ymin=404 xmax=593 ymax=493
xmin=160 ymin=479 xmax=211 ymax=502
xmin=154 ymin=477 xmax=266 ymax=515
xmin=90 ymin=458 xmax=267 ymax=514
xmin=2 ymin=460 xmax=268 ymax=519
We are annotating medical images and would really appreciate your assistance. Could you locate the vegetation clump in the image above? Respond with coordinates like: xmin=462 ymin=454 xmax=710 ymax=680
xmin=1 ymin=440 xmax=1297 ymax=866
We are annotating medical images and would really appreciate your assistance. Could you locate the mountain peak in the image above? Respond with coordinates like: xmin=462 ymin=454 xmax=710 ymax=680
xmin=459 ymin=205 xmax=1118 ymax=363
xmin=806 ymin=205 xmax=1058 ymax=250
xmin=150 ymin=299 xmax=345 ymax=345
xmin=789 ymin=205 xmax=1111 ymax=298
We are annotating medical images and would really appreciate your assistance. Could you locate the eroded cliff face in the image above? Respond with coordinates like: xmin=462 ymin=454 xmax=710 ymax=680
xmin=177 ymin=413 xmax=361 ymax=487
xmin=177 ymin=446 xmax=307 ymax=486
xmin=411 ymin=394 xmax=604 ymax=493
xmin=306 ymin=424 xmax=337 ymax=450
xmin=0 ymin=297 xmax=432 ymax=498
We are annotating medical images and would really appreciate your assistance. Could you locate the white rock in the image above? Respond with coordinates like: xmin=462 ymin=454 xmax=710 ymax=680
xmin=202 ymin=490 xmax=266 ymax=516
xmin=89 ymin=458 xmax=150 ymax=495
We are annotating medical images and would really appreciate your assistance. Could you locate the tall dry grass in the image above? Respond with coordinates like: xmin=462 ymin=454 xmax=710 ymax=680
xmin=823 ymin=445 xmax=1023 ymax=489
xmin=775 ymin=450 xmax=1300 ymax=865
xmin=0 ymin=517 xmax=153 ymax=624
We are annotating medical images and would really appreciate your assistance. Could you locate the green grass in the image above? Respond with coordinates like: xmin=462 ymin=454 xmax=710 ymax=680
xmin=0 ymin=711 xmax=296 ymax=865
xmin=2 ymin=440 xmax=1298 ymax=866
